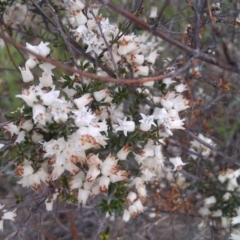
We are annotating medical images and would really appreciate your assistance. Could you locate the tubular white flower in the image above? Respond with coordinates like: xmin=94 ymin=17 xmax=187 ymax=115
xmin=16 ymin=86 xmax=39 ymax=107
xmin=37 ymin=41 xmax=50 ymax=57
xmin=32 ymin=104 xmax=46 ymax=125
xmin=123 ymin=209 xmax=131 ymax=222
xmin=147 ymin=49 xmax=158 ymax=64
xmin=232 ymin=215 xmax=240 ymax=225
xmin=39 ymin=62 xmax=55 ymax=74
xmin=128 ymin=205 xmax=138 ymax=217
xmin=41 ymin=88 xmax=60 ymax=106
xmin=149 ymin=6 xmax=158 ymax=18
xmin=0 ymin=207 xmax=16 ymax=231
xmin=45 ymin=192 xmax=59 ymax=211
xmin=126 ymin=191 xmax=137 ymax=204
xmin=175 ymin=83 xmax=187 ymax=93
xmin=86 ymin=166 xmax=100 ymax=182
xmin=87 ymin=154 xmax=102 ymax=167
xmin=99 ymin=176 xmax=110 ymax=193
xmin=70 ymin=171 xmax=85 ymax=190
xmin=117 ymin=145 xmax=132 ymax=160
xmin=93 ymin=89 xmax=109 ymax=102
xmin=116 ymin=118 xmax=135 ymax=136
xmin=19 ymin=66 xmax=34 ymax=82
xmin=26 ymin=42 xmax=40 ymax=58
xmin=101 ymin=154 xmax=118 ymax=177
xmin=118 ymin=36 xmax=138 ymax=55
xmin=139 ymin=113 xmax=156 ymax=131
xmin=133 ymin=65 xmax=149 ymax=77
xmin=133 ymin=177 xmax=147 ymax=198
xmin=169 ymin=157 xmax=187 ymax=171
xmin=109 ymin=170 xmax=128 ymax=183
xmin=74 ymin=93 xmax=93 ymax=109
xmin=32 ymin=131 xmax=43 ymax=143
xmin=4 ymin=122 xmax=20 ymax=136
xmin=15 ymin=131 xmax=26 ymax=144
xmin=73 ymin=25 xmax=88 ymax=41
xmin=211 ymin=210 xmax=222 ymax=217
xmin=126 ymin=54 xmax=144 ymax=65
xmin=227 ymin=177 xmax=238 ymax=191
xmin=20 ymin=119 xmax=33 ymax=132
xmin=198 ymin=206 xmax=211 ymax=216
xmin=25 ymin=58 xmax=38 ymax=69
xmin=39 ymin=72 xmax=53 ymax=88
xmin=204 ymin=196 xmax=216 ymax=206
xmin=77 ymin=188 xmax=90 ymax=205
xmin=133 ymin=199 xmax=144 ymax=213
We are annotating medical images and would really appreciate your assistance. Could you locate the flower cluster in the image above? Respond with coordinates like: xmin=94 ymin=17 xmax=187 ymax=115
xmin=1 ymin=0 xmax=201 ymax=232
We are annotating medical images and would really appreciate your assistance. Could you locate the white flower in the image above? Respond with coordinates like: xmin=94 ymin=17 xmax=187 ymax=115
xmin=32 ymin=131 xmax=43 ymax=143
xmin=126 ymin=54 xmax=144 ymax=65
xmin=190 ymin=134 xmax=215 ymax=159
xmin=99 ymin=176 xmax=110 ymax=193
xmin=133 ymin=177 xmax=147 ymax=198
xmin=25 ymin=58 xmax=38 ymax=69
xmin=72 ymin=107 xmax=95 ymax=127
xmin=149 ymin=6 xmax=158 ymax=18
xmin=117 ymin=145 xmax=132 ymax=160
xmin=86 ymin=154 xmax=102 ymax=167
xmin=15 ymin=131 xmax=26 ymax=143
xmin=222 ymin=192 xmax=231 ymax=201
xmin=0 ymin=207 xmax=17 ymax=231
xmin=73 ymin=25 xmax=88 ymax=41
xmin=211 ymin=209 xmax=222 ymax=217
xmin=48 ymin=99 xmax=71 ymax=123
xmin=39 ymin=72 xmax=53 ymax=88
xmin=175 ymin=83 xmax=187 ymax=93
xmin=45 ymin=191 xmax=59 ymax=211
xmin=93 ymin=89 xmax=109 ymax=102
xmin=74 ymin=93 xmax=93 ymax=109
xmin=227 ymin=177 xmax=238 ymax=191
xmin=20 ymin=119 xmax=33 ymax=132
xmin=0 ymin=144 xmax=4 ymax=150
xmin=70 ymin=172 xmax=85 ymax=190
xmin=32 ymin=104 xmax=46 ymax=125
xmin=26 ymin=42 xmax=40 ymax=58
xmin=198 ymin=206 xmax=211 ymax=216
xmin=73 ymin=10 xmax=88 ymax=26
xmin=37 ymin=41 xmax=50 ymax=57
xmin=109 ymin=170 xmax=128 ymax=183
xmin=126 ymin=192 xmax=137 ymax=204
xmin=86 ymin=167 xmax=100 ymax=182
xmin=133 ymin=199 xmax=144 ymax=213
xmin=123 ymin=209 xmax=131 ymax=222
xmin=169 ymin=157 xmax=187 ymax=171
xmin=4 ymin=122 xmax=20 ymax=136
xmin=19 ymin=66 xmax=34 ymax=82
xmin=204 ymin=196 xmax=216 ymax=206
xmin=118 ymin=36 xmax=138 ymax=55
xmin=133 ymin=65 xmax=149 ymax=77
xmin=163 ymin=78 xmax=176 ymax=88
xmin=232 ymin=215 xmax=240 ymax=225
xmin=16 ymin=86 xmax=39 ymax=107
xmin=147 ymin=49 xmax=158 ymax=64
xmin=116 ymin=118 xmax=135 ymax=136
xmin=139 ymin=113 xmax=156 ymax=131
xmin=77 ymin=188 xmax=90 ymax=205
xmin=44 ymin=138 xmax=66 ymax=157
xmin=101 ymin=154 xmax=118 ymax=177
xmin=41 ymin=88 xmax=60 ymax=106
xmin=40 ymin=62 xmax=55 ymax=74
